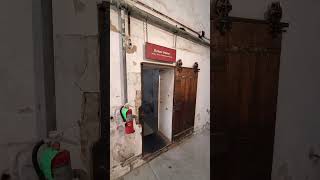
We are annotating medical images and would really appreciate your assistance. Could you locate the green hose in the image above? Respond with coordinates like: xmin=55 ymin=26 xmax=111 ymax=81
xmin=38 ymin=147 xmax=59 ymax=180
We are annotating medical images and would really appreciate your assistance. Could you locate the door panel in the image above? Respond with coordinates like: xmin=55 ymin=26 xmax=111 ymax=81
xmin=172 ymin=68 xmax=198 ymax=141
xmin=212 ymin=21 xmax=282 ymax=180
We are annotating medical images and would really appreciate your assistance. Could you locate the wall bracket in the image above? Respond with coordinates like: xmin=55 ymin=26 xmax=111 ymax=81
xmin=176 ymin=59 xmax=183 ymax=72
xmin=265 ymin=2 xmax=288 ymax=38
xmin=214 ymin=0 xmax=232 ymax=35
xmin=193 ymin=62 xmax=200 ymax=72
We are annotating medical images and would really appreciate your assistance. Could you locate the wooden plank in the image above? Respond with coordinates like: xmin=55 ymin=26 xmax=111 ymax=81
xmin=212 ymin=20 xmax=282 ymax=180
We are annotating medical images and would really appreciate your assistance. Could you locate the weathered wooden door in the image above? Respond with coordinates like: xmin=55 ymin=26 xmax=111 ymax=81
xmin=212 ymin=19 xmax=282 ymax=180
xmin=172 ymin=68 xmax=198 ymax=141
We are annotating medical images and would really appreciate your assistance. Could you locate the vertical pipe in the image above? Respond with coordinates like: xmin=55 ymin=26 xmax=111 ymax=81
xmin=32 ymin=0 xmax=47 ymax=139
xmin=41 ymin=0 xmax=57 ymax=133
xmin=92 ymin=2 xmax=109 ymax=180
xmin=119 ymin=8 xmax=128 ymax=104
xmin=98 ymin=1 xmax=109 ymax=141
xmin=32 ymin=0 xmax=56 ymax=138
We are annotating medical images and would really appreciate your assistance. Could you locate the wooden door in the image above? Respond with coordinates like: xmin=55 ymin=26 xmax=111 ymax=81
xmin=172 ymin=68 xmax=198 ymax=141
xmin=212 ymin=20 xmax=282 ymax=180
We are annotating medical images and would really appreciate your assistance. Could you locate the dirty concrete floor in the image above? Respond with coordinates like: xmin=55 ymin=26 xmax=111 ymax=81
xmin=120 ymin=129 xmax=210 ymax=180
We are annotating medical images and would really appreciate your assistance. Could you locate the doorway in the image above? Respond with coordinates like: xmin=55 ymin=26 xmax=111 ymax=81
xmin=141 ymin=63 xmax=174 ymax=156
xmin=141 ymin=63 xmax=199 ymax=156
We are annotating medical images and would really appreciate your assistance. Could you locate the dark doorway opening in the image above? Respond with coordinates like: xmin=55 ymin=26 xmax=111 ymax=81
xmin=141 ymin=63 xmax=174 ymax=156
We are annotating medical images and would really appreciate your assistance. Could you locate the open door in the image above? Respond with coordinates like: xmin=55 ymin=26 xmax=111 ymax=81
xmin=172 ymin=67 xmax=198 ymax=141
xmin=141 ymin=63 xmax=173 ymax=156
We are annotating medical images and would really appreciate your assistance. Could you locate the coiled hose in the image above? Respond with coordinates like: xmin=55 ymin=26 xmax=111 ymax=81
xmin=32 ymin=140 xmax=46 ymax=180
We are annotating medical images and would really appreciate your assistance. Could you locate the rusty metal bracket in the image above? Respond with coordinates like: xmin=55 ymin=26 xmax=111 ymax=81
xmin=265 ymin=2 xmax=288 ymax=38
xmin=193 ymin=62 xmax=200 ymax=72
xmin=176 ymin=59 xmax=183 ymax=72
xmin=214 ymin=0 xmax=232 ymax=35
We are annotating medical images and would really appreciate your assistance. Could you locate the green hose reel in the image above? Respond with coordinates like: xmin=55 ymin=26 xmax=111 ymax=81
xmin=38 ymin=147 xmax=59 ymax=180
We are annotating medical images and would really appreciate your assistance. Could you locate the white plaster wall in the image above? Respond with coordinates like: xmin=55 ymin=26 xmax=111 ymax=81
xmin=0 ymin=0 xmax=38 ymax=176
xmin=52 ymin=0 xmax=100 ymax=172
xmin=110 ymin=0 xmax=210 ymax=178
xmin=110 ymin=8 xmax=123 ymax=111
xmin=123 ymin=12 xmax=211 ymax=131
xmin=138 ymin=0 xmax=210 ymax=38
xmin=273 ymin=1 xmax=320 ymax=180
xmin=225 ymin=0 xmax=320 ymax=179
xmin=159 ymin=69 xmax=174 ymax=141
xmin=53 ymin=0 xmax=98 ymax=36
xmin=51 ymin=0 xmax=209 ymax=178
xmin=0 ymin=0 xmax=209 ymax=178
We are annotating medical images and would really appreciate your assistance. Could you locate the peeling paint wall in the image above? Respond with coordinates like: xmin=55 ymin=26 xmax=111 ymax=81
xmin=52 ymin=0 xmax=209 ymax=179
xmin=0 ymin=0 xmax=209 ymax=178
xmin=54 ymin=34 xmax=99 ymax=172
xmin=110 ymin=0 xmax=210 ymax=178
xmin=52 ymin=0 xmax=100 ymax=174
xmin=80 ymin=92 xmax=100 ymax=177
xmin=2 ymin=0 xmax=319 ymax=180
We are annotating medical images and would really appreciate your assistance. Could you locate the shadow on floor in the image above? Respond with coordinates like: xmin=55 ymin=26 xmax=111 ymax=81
xmin=143 ymin=132 xmax=169 ymax=155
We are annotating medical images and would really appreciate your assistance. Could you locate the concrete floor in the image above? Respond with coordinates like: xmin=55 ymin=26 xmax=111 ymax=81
xmin=120 ymin=129 xmax=210 ymax=180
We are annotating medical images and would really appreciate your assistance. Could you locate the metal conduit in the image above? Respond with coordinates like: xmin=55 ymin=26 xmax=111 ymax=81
xmin=119 ymin=8 xmax=128 ymax=104
xmin=136 ymin=0 xmax=210 ymax=41
xmin=109 ymin=0 xmax=210 ymax=47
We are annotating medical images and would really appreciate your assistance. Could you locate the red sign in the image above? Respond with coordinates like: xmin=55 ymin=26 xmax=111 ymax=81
xmin=145 ymin=43 xmax=176 ymax=63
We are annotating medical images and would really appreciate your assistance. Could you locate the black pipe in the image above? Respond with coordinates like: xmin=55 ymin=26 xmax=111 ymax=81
xmin=32 ymin=140 xmax=46 ymax=180
xmin=92 ymin=2 xmax=110 ymax=179
xmin=98 ymin=0 xmax=109 ymax=140
xmin=128 ymin=11 xmax=131 ymax=36
xmin=41 ymin=0 xmax=57 ymax=133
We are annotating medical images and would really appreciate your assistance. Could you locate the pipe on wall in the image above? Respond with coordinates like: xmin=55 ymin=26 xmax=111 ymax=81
xmin=109 ymin=0 xmax=210 ymax=47
xmin=41 ymin=0 xmax=57 ymax=134
xmin=119 ymin=8 xmax=128 ymax=104
xmin=32 ymin=0 xmax=56 ymax=138
xmin=135 ymin=0 xmax=210 ymax=41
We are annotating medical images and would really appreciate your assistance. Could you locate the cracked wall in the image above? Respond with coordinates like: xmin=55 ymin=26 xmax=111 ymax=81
xmin=0 ymin=0 xmax=209 ymax=178
xmin=2 ymin=0 xmax=320 ymax=180
xmin=79 ymin=92 xmax=100 ymax=177
xmin=53 ymin=33 xmax=100 ymax=173
xmin=52 ymin=0 xmax=210 ymax=179
xmin=52 ymin=0 xmax=102 ymax=175
xmin=110 ymin=0 xmax=210 ymax=178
